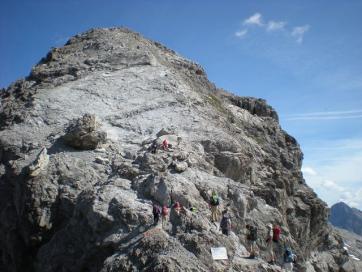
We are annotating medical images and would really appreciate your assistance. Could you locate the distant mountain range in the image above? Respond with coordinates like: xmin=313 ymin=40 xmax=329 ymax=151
xmin=330 ymin=202 xmax=362 ymax=236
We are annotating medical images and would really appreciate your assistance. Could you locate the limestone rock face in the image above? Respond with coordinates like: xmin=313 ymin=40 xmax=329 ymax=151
xmin=0 ymin=28 xmax=357 ymax=271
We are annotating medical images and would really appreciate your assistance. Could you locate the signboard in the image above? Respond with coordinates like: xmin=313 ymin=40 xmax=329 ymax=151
xmin=211 ymin=247 xmax=228 ymax=260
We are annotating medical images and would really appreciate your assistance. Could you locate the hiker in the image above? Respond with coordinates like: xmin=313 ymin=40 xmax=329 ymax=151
xmin=273 ymin=224 xmax=281 ymax=242
xmin=162 ymin=139 xmax=169 ymax=151
xmin=273 ymin=224 xmax=281 ymax=260
xmin=161 ymin=205 xmax=169 ymax=229
xmin=209 ymin=191 xmax=220 ymax=222
xmin=220 ymin=209 xmax=232 ymax=236
xmin=174 ymin=201 xmax=182 ymax=215
xmin=266 ymin=223 xmax=276 ymax=264
xmin=283 ymin=247 xmax=296 ymax=271
xmin=246 ymin=224 xmax=258 ymax=259
xmin=168 ymin=189 xmax=174 ymax=208
xmin=184 ymin=206 xmax=197 ymax=233
xmin=152 ymin=203 xmax=161 ymax=225
xmin=150 ymin=141 xmax=158 ymax=154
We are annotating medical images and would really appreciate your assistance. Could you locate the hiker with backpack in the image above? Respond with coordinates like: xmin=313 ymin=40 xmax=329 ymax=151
xmin=220 ymin=209 xmax=232 ymax=236
xmin=209 ymin=191 xmax=220 ymax=222
xmin=273 ymin=224 xmax=281 ymax=242
xmin=246 ymin=224 xmax=258 ymax=259
xmin=150 ymin=141 xmax=158 ymax=154
xmin=266 ymin=223 xmax=276 ymax=264
xmin=152 ymin=203 xmax=161 ymax=225
xmin=161 ymin=205 xmax=169 ymax=229
xmin=283 ymin=247 xmax=296 ymax=271
xmin=162 ymin=139 xmax=169 ymax=151
xmin=173 ymin=201 xmax=182 ymax=215
xmin=272 ymin=224 xmax=281 ymax=261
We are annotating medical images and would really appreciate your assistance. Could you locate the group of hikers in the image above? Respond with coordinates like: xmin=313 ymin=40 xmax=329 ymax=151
xmin=148 ymin=137 xmax=296 ymax=270
xmin=152 ymin=190 xmax=297 ymax=271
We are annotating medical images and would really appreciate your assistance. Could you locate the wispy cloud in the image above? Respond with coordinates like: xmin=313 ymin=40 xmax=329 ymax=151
xmin=285 ymin=109 xmax=362 ymax=120
xmin=266 ymin=20 xmax=286 ymax=32
xmin=235 ymin=13 xmax=309 ymax=43
xmin=243 ymin=13 xmax=263 ymax=26
xmin=235 ymin=29 xmax=248 ymax=38
xmin=291 ymin=25 xmax=310 ymax=43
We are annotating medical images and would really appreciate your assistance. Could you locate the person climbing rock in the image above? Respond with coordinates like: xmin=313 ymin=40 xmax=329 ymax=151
xmin=246 ymin=224 xmax=258 ymax=259
xmin=161 ymin=205 xmax=169 ymax=229
xmin=174 ymin=201 xmax=182 ymax=215
xmin=152 ymin=203 xmax=161 ymax=225
xmin=273 ymin=224 xmax=281 ymax=261
xmin=220 ymin=209 xmax=232 ymax=236
xmin=273 ymin=224 xmax=281 ymax=242
xmin=266 ymin=223 xmax=276 ymax=264
xmin=209 ymin=191 xmax=220 ymax=222
xmin=162 ymin=139 xmax=169 ymax=151
xmin=168 ymin=189 xmax=174 ymax=208
xmin=283 ymin=247 xmax=296 ymax=271
xmin=150 ymin=141 xmax=158 ymax=154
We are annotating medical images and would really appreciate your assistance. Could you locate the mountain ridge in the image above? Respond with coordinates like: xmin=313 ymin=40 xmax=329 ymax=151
xmin=0 ymin=27 xmax=360 ymax=272
xmin=330 ymin=202 xmax=362 ymax=236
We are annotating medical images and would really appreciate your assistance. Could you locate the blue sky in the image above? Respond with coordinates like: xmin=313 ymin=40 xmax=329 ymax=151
xmin=1 ymin=0 xmax=362 ymax=209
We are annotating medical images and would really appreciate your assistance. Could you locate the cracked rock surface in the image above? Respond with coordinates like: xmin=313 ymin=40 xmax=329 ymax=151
xmin=0 ymin=27 xmax=359 ymax=272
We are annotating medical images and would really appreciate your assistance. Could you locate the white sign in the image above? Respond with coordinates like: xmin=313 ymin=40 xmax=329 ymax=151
xmin=211 ymin=247 xmax=228 ymax=260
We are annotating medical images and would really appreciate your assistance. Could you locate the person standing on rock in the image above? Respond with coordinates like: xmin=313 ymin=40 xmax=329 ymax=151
xmin=150 ymin=140 xmax=158 ymax=154
xmin=173 ymin=201 xmax=182 ymax=216
xmin=161 ymin=205 xmax=169 ymax=229
xmin=162 ymin=139 xmax=169 ymax=151
xmin=273 ymin=224 xmax=281 ymax=261
xmin=220 ymin=209 xmax=232 ymax=236
xmin=152 ymin=203 xmax=161 ymax=226
xmin=283 ymin=247 xmax=296 ymax=271
xmin=209 ymin=191 xmax=220 ymax=222
xmin=246 ymin=224 xmax=258 ymax=259
xmin=266 ymin=223 xmax=276 ymax=264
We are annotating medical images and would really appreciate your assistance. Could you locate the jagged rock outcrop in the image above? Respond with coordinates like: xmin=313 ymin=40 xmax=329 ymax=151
xmin=0 ymin=27 xmax=358 ymax=272
xmin=63 ymin=114 xmax=107 ymax=150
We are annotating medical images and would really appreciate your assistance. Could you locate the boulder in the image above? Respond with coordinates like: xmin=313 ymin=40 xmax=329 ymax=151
xmin=63 ymin=114 xmax=107 ymax=150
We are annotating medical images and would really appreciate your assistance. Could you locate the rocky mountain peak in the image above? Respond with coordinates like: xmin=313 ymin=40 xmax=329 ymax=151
xmin=330 ymin=202 xmax=362 ymax=236
xmin=0 ymin=28 xmax=360 ymax=271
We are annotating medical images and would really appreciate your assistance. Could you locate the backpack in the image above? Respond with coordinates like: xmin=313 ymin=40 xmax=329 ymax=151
xmin=162 ymin=206 xmax=169 ymax=216
xmin=153 ymin=205 xmax=161 ymax=215
xmin=273 ymin=226 xmax=281 ymax=242
xmin=210 ymin=195 xmax=220 ymax=206
xmin=220 ymin=215 xmax=231 ymax=230
xmin=248 ymin=226 xmax=257 ymax=241
xmin=284 ymin=249 xmax=294 ymax=263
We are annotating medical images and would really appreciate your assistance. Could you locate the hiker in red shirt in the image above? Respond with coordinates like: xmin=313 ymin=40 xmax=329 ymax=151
xmin=162 ymin=139 xmax=169 ymax=151
xmin=273 ymin=224 xmax=281 ymax=242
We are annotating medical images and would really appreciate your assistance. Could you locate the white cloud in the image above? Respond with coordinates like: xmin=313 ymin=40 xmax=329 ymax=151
xmin=302 ymin=138 xmax=362 ymax=209
xmin=236 ymin=14 xmax=309 ymax=43
xmin=291 ymin=25 xmax=310 ymax=43
xmin=285 ymin=109 xmax=362 ymax=121
xmin=339 ymin=189 xmax=362 ymax=208
xmin=243 ymin=13 xmax=263 ymax=26
xmin=302 ymin=166 xmax=318 ymax=176
xmin=235 ymin=29 xmax=248 ymax=38
xmin=266 ymin=21 xmax=286 ymax=31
